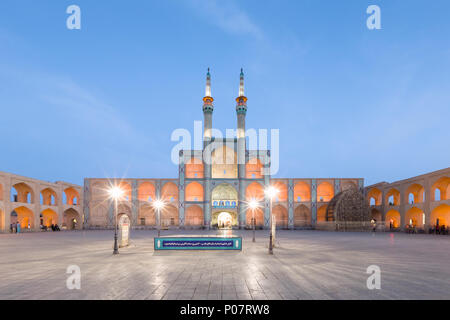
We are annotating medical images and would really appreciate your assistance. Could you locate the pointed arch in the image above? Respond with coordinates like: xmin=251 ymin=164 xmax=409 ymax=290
xmin=367 ymin=188 xmax=382 ymax=206
xmin=161 ymin=182 xmax=178 ymax=203
xmin=431 ymin=177 xmax=450 ymax=201
xmin=246 ymin=182 xmax=265 ymax=202
xmin=294 ymin=204 xmax=311 ymax=227
xmin=211 ymin=145 xmax=237 ymax=179
xmin=272 ymin=204 xmax=288 ymax=228
xmin=294 ymin=181 xmax=310 ymax=202
xmin=40 ymin=187 xmax=57 ymax=206
xmin=64 ymin=187 xmax=80 ymax=205
xmin=185 ymin=205 xmax=203 ymax=226
xmin=11 ymin=182 xmax=34 ymax=204
xmin=385 ymin=209 xmax=401 ymax=229
xmin=63 ymin=208 xmax=81 ymax=230
xmin=272 ymin=181 xmax=288 ymax=202
xmin=386 ymin=188 xmax=400 ymax=206
xmin=405 ymin=207 xmax=424 ymax=228
xmin=405 ymin=183 xmax=425 ymax=204
xmin=185 ymin=182 xmax=204 ymax=202
xmin=161 ymin=204 xmax=179 ymax=227
xmin=41 ymin=208 xmax=58 ymax=227
xmin=185 ymin=158 xmax=204 ymax=178
xmin=246 ymin=158 xmax=263 ymax=179
xmin=431 ymin=204 xmax=450 ymax=227
xmin=11 ymin=206 xmax=34 ymax=229
xmin=138 ymin=182 xmax=156 ymax=202
xmin=317 ymin=181 xmax=334 ymax=202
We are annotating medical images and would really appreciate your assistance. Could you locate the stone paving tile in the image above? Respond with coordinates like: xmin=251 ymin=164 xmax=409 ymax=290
xmin=1 ymin=230 xmax=450 ymax=300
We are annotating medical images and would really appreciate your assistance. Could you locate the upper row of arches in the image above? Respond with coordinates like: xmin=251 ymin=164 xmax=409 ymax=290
xmin=367 ymin=176 xmax=450 ymax=206
xmin=0 ymin=182 xmax=80 ymax=206
xmin=89 ymin=180 xmax=356 ymax=204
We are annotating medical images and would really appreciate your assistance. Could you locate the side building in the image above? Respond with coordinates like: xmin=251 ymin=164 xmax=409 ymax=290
xmin=0 ymin=171 xmax=83 ymax=231
xmin=366 ymin=167 xmax=450 ymax=231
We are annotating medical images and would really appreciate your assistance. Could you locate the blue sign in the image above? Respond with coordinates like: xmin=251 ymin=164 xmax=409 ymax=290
xmin=154 ymin=237 xmax=242 ymax=250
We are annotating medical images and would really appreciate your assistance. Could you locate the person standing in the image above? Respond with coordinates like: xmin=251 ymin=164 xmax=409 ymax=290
xmin=10 ymin=223 xmax=13 ymax=233
xmin=17 ymin=222 xmax=21 ymax=233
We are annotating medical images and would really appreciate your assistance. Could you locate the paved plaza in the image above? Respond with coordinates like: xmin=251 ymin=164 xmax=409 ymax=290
xmin=0 ymin=229 xmax=449 ymax=300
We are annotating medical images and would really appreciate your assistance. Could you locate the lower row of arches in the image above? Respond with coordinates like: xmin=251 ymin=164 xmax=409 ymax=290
xmin=0 ymin=206 xmax=82 ymax=230
xmin=373 ymin=204 xmax=450 ymax=229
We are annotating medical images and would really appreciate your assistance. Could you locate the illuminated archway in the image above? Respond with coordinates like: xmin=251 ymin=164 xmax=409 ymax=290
xmin=186 ymin=158 xmax=204 ymax=178
xmin=161 ymin=182 xmax=178 ymax=203
xmin=40 ymin=188 xmax=57 ymax=206
xmin=272 ymin=205 xmax=288 ymax=228
xmin=431 ymin=204 xmax=450 ymax=227
xmin=405 ymin=207 xmax=424 ymax=228
xmin=64 ymin=187 xmax=80 ymax=205
xmin=385 ymin=209 xmax=401 ymax=229
xmin=246 ymin=158 xmax=263 ymax=179
xmin=317 ymin=182 xmax=334 ymax=202
xmin=117 ymin=182 xmax=132 ymax=202
xmin=385 ymin=188 xmax=400 ymax=206
xmin=11 ymin=182 xmax=34 ymax=203
xmin=272 ymin=181 xmax=288 ymax=202
xmin=41 ymin=208 xmax=58 ymax=227
xmin=185 ymin=182 xmax=204 ymax=202
xmin=294 ymin=181 xmax=310 ymax=202
xmin=12 ymin=206 xmax=34 ymax=229
xmin=212 ymin=183 xmax=237 ymax=206
xmin=367 ymin=188 xmax=382 ymax=206
xmin=138 ymin=182 xmax=156 ymax=202
xmin=294 ymin=205 xmax=311 ymax=227
xmin=431 ymin=177 xmax=450 ymax=201
xmin=405 ymin=183 xmax=425 ymax=204
xmin=185 ymin=205 xmax=203 ymax=226
xmin=246 ymin=182 xmax=264 ymax=202
xmin=211 ymin=145 xmax=237 ymax=179
xmin=63 ymin=208 xmax=81 ymax=230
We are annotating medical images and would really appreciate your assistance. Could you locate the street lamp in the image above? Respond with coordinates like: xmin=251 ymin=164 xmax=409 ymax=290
xmin=108 ymin=185 xmax=124 ymax=255
xmin=248 ymin=199 xmax=259 ymax=243
xmin=153 ymin=199 xmax=165 ymax=238
xmin=265 ymin=186 xmax=278 ymax=255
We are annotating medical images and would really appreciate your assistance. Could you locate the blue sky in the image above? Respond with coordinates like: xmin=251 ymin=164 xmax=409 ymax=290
xmin=0 ymin=0 xmax=449 ymax=186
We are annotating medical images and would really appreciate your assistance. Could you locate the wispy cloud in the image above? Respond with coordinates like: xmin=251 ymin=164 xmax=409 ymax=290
xmin=187 ymin=0 xmax=263 ymax=40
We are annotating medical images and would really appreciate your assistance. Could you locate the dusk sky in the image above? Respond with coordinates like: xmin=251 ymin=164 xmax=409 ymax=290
xmin=0 ymin=0 xmax=449 ymax=186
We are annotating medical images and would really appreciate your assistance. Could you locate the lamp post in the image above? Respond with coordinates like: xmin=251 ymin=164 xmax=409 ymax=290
xmin=153 ymin=199 xmax=165 ymax=238
xmin=249 ymin=199 xmax=259 ymax=243
xmin=265 ymin=186 xmax=278 ymax=255
xmin=108 ymin=186 xmax=124 ymax=255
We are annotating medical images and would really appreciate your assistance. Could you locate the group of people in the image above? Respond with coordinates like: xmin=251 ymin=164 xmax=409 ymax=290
xmin=10 ymin=222 xmax=30 ymax=233
xmin=40 ymin=223 xmax=60 ymax=231
xmin=429 ymin=225 xmax=448 ymax=235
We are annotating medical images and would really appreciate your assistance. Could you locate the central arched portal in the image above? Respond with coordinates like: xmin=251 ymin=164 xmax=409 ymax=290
xmin=211 ymin=183 xmax=238 ymax=228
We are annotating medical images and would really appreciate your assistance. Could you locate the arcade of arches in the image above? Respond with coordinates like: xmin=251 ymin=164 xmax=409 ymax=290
xmin=0 ymin=172 xmax=82 ymax=232
xmin=2 ymin=167 xmax=449 ymax=232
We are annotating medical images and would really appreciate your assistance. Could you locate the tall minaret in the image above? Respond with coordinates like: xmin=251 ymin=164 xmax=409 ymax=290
xmin=203 ymin=68 xmax=214 ymax=141
xmin=236 ymin=68 xmax=247 ymax=229
xmin=236 ymin=68 xmax=247 ymax=137
xmin=236 ymin=68 xmax=247 ymax=176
